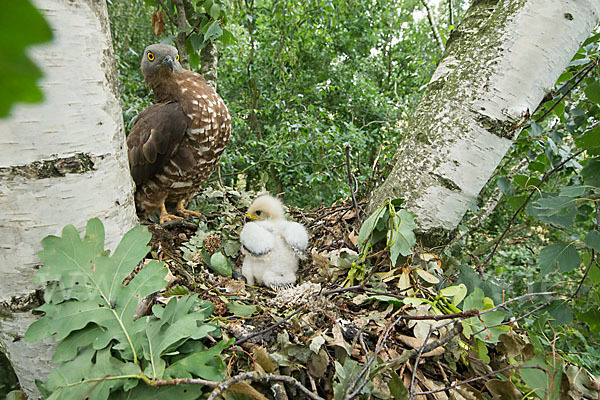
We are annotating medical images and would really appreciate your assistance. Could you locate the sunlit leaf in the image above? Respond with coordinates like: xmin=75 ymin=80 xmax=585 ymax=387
xmin=0 ymin=0 xmax=52 ymax=117
xmin=538 ymin=243 xmax=581 ymax=274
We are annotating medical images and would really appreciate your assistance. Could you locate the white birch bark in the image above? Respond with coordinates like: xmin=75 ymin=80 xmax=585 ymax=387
xmin=368 ymin=0 xmax=600 ymax=245
xmin=0 ymin=0 xmax=137 ymax=397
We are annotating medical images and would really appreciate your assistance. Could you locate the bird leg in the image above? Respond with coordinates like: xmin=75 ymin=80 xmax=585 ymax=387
xmin=174 ymin=200 xmax=203 ymax=219
xmin=159 ymin=203 xmax=182 ymax=224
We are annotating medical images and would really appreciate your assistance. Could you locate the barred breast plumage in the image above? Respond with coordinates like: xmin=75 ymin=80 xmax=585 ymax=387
xmin=127 ymin=44 xmax=231 ymax=223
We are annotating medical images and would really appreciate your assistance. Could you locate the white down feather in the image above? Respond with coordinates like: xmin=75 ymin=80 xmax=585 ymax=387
xmin=240 ymin=195 xmax=308 ymax=289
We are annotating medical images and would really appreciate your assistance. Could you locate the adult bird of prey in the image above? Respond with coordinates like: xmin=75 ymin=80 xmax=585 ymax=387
xmin=127 ymin=44 xmax=231 ymax=223
xmin=240 ymin=195 xmax=309 ymax=289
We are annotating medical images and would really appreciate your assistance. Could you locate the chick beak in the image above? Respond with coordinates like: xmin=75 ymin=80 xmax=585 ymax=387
xmin=246 ymin=212 xmax=258 ymax=222
xmin=162 ymin=55 xmax=175 ymax=71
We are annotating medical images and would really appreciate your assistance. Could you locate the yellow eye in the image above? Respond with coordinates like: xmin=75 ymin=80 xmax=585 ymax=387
xmin=147 ymin=52 xmax=154 ymax=61
xmin=176 ymin=54 xmax=179 ymax=61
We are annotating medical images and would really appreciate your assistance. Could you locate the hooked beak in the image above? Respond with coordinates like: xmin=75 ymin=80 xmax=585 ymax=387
xmin=162 ymin=55 xmax=175 ymax=71
xmin=246 ymin=212 xmax=259 ymax=222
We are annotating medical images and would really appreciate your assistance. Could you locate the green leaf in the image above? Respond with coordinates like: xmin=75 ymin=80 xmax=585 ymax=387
xmin=220 ymin=28 xmax=237 ymax=46
xmin=388 ymin=209 xmax=416 ymax=265
xmin=388 ymin=371 xmax=409 ymax=400
xmin=204 ymin=20 xmax=223 ymax=42
xmin=546 ymin=300 xmax=573 ymax=325
xmin=142 ymin=296 xmax=218 ymax=379
xmin=578 ymin=308 xmax=600 ymax=332
xmin=462 ymin=288 xmax=506 ymax=343
xmin=226 ymin=301 xmax=258 ymax=317
xmin=538 ymin=243 xmax=581 ymax=274
xmin=165 ymin=339 xmax=231 ymax=381
xmin=497 ymin=177 xmax=514 ymax=196
xmin=582 ymin=157 xmax=600 ymax=187
xmin=575 ymin=126 xmax=600 ymax=151
xmin=209 ymin=251 xmax=232 ymax=276
xmin=527 ymin=193 xmax=577 ymax=228
xmin=584 ymin=230 xmax=600 ymax=252
xmin=43 ymin=347 xmax=139 ymax=399
xmin=585 ymin=80 xmax=600 ymax=104
xmin=358 ymin=204 xmax=386 ymax=251
xmin=26 ymin=219 xmax=227 ymax=397
xmin=209 ymin=3 xmax=221 ymax=19
xmin=0 ymin=0 xmax=52 ymax=117
xmin=440 ymin=284 xmax=467 ymax=306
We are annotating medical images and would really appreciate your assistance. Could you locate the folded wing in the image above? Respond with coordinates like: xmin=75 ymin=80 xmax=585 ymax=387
xmin=281 ymin=221 xmax=309 ymax=253
xmin=240 ymin=221 xmax=275 ymax=256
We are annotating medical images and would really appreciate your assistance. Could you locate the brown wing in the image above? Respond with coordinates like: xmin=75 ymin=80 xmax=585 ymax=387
xmin=126 ymin=102 xmax=187 ymax=185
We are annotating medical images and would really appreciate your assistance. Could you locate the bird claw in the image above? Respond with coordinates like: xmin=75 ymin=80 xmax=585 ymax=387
xmin=174 ymin=200 xmax=203 ymax=219
xmin=159 ymin=212 xmax=183 ymax=224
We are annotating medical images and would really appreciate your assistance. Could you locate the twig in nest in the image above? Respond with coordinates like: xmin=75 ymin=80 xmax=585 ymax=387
xmin=409 ymin=325 xmax=434 ymax=399
xmin=207 ymin=372 xmax=324 ymax=400
xmin=234 ymin=306 xmax=306 ymax=346
xmin=412 ymin=365 xmax=547 ymax=396
xmin=345 ymin=144 xmax=362 ymax=225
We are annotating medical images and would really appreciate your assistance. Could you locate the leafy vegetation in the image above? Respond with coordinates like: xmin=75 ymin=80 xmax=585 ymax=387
xmin=0 ymin=0 xmax=52 ymax=116
xmin=24 ymin=219 xmax=229 ymax=399
xmin=6 ymin=0 xmax=597 ymax=398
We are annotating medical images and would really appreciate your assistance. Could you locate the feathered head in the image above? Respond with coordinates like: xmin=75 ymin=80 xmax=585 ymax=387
xmin=141 ymin=44 xmax=183 ymax=82
xmin=246 ymin=194 xmax=285 ymax=221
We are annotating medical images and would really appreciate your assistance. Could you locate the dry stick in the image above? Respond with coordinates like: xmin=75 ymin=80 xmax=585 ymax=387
xmin=412 ymin=365 xmax=547 ymax=396
xmin=345 ymin=144 xmax=362 ymax=225
xmin=470 ymin=298 xmax=554 ymax=338
xmin=409 ymin=325 xmax=434 ymax=400
xmin=536 ymin=59 xmax=598 ymax=123
xmin=478 ymin=150 xmax=584 ymax=269
xmin=206 ymin=372 xmax=324 ymax=400
xmin=572 ymin=249 xmax=595 ymax=299
xmin=387 ymin=323 xmax=463 ymax=365
xmin=308 ymin=203 xmax=366 ymax=227
xmin=344 ymin=313 xmax=406 ymax=400
xmin=234 ymin=306 xmax=306 ymax=346
xmin=478 ymin=291 xmax=556 ymax=315
xmin=154 ymin=377 xmax=218 ymax=387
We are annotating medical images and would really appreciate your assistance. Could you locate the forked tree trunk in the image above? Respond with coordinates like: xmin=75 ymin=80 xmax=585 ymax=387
xmin=0 ymin=0 xmax=137 ymax=397
xmin=368 ymin=0 xmax=600 ymax=246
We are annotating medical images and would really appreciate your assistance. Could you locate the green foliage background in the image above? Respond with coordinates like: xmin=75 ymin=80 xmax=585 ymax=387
xmin=108 ymin=0 xmax=446 ymax=207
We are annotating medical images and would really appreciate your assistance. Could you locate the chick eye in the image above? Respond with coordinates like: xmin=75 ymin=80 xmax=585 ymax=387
xmin=255 ymin=211 xmax=262 ymax=216
xmin=176 ymin=54 xmax=180 ymax=61
xmin=147 ymin=52 xmax=155 ymax=61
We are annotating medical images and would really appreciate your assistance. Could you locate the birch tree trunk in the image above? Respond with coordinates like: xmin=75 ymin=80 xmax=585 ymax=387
xmin=0 ymin=0 xmax=137 ymax=397
xmin=368 ymin=0 xmax=600 ymax=246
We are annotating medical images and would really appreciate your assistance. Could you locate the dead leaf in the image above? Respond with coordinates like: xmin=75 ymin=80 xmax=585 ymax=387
xmin=253 ymin=346 xmax=277 ymax=373
xmin=151 ymin=10 xmax=166 ymax=36
xmin=485 ymin=379 xmax=522 ymax=400
xmin=348 ymin=229 xmax=359 ymax=246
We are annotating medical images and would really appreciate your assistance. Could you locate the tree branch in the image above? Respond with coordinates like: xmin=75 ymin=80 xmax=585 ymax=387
xmin=172 ymin=0 xmax=189 ymax=68
xmin=207 ymin=372 xmax=324 ymax=400
xmin=420 ymin=0 xmax=444 ymax=51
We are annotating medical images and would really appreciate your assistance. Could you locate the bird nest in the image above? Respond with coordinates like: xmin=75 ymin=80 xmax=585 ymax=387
xmin=139 ymin=185 xmax=597 ymax=400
